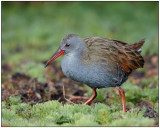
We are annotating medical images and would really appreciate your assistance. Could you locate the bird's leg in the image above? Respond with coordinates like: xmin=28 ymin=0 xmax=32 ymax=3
xmin=118 ymin=87 xmax=127 ymax=112
xmin=84 ymin=88 xmax=97 ymax=105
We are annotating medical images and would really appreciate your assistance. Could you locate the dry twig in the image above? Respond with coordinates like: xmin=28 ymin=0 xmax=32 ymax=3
xmin=62 ymin=85 xmax=75 ymax=104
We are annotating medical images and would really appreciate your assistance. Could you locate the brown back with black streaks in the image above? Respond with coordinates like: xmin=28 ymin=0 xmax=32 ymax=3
xmin=82 ymin=37 xmax=145 ymax=73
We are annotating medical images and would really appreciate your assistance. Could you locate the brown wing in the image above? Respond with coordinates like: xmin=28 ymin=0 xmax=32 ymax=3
xmin=114 ymin=46 xmax=144 ymax=73
xmin=83 ymin=37 xmax=145 ymax=73
xmin=110 ymin=39 xmax=145 ymax=72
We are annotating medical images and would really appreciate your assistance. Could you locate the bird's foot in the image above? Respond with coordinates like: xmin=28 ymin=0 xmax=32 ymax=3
xmin=63 ymin=86 xmax=97 ymax=105
xmin=69 ymin=88 xmax=97 ymax=105
xmin=69 ymin=96 xmax=88 ymax=101
xmin=63 ymin=85 xmax=88 ymax=104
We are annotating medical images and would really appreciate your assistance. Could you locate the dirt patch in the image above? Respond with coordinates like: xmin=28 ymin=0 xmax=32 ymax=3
xmin=135 ymin=100 xmax=158 ymax=121
xmin=2 ymin=62 xmax=86 ymax=105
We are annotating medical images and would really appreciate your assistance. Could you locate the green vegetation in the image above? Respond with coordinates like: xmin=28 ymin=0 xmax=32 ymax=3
xmin=2 ymin=76 xmax=158 ymax=126
xmin=2 ymin=96 xmax=155 ymax=126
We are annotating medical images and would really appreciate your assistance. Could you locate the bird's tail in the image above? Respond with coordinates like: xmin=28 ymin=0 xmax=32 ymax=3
xmin=128 ymin=38 xmax=145 ymax=53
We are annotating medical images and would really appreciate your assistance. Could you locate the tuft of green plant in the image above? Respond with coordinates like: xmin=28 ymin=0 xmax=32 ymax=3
xmin=141 ymin=87 xmax=158 ymax=103
xmin=141 ymin=76 xmax=158 ymax=88
xmin=2 ymin=102 xmax=6 ymax=109
xmin=108 ymin=107 xmax=154 ymax=126
xmin=96 ymin=89 xmax=106 ymax=101
xmin=154 ymin=103 xmax=158 ymax=113
xmin=136 ymin=76 xmax=158 ymax=103
xmin=8 ymin=95 xmax=21 ymax=106
xmin=2 ymin=108 xmax=17 ymax=121
xmin=122 ymin=82 xmax=143 ymax=104
xmin=109 ymin=116 xmax=154 ymax=126
xmin=53 ymin=112 xmax=73 ymax=124
xmin=95 ymin=108 xmax=111 ymax=124
xmin=11 ymin=103 xmax=31 ymax=119
xmin=30 ymin=100 xmax=62 ymax=119
xmin=93 ymin=103 xmax=121 ymax=125
xmin=74 ymin=114 xmax=98 ymax=126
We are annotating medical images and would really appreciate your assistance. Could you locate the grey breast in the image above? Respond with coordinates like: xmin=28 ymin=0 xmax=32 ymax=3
xmin=61 ymin=53 xmax=128 ymax=88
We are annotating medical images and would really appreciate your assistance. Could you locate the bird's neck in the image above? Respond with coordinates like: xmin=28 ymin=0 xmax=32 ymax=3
xmin=68 ymin=40 xmax=84 ymax=58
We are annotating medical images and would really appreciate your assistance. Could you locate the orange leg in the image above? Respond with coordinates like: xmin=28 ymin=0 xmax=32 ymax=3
xmin=118 ymin=88 xmax=127 ymax=112
xmin=84 ymin=88 xmax=97 ymax=105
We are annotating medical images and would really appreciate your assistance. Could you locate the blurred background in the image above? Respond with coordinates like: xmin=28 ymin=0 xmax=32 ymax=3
xmin=2 ymin=1 xmax=159 ymax=126
xmin=2 ymin=1 xmax=158 ymax=81
xmin=2 ymin=2 xmax=158 ymax=62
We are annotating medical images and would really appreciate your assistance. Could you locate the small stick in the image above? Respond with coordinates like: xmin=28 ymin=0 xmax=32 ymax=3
xmin=63 ymin=85 xmax=75 ymax=104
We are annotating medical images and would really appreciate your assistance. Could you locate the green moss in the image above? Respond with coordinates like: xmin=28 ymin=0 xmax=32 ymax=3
xmin=122 ymin=82 xmax=143 ymax=104
xmin=109 ymin=117 xmax=154 ymax=126
xmin=2 ymin=109 xmax=17 ymax=121
xmin=2 ymin=102 xmax=6 ymax=109
xmin=95 ymin=108 xmax=111 ymax=124
xmin=122 ymin=79 xmax=158 ymax=104
xmin=142 ymin=88 xmax=158 ymax=103
xmin=30 ymin=100 xmax=62 ymax=118
xmin=8 ymin=95 xmax=21 ymax=106
xmin=141 ymin=76 xmax=158 ymax=88
xmin=154 ymin=103 xmax=158 ymax=113
xmin=2 ymin=96 xmax=156 ymax=126
xmin=108 ymin=108 xmax=154 ymax=126
xmin=11 ymin=103 xmax=31 ymax=119
xmin=74 ymin=115 xmax=98 ymax=126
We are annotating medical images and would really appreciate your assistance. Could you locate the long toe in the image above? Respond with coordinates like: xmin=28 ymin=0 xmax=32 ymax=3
xmin=69 ymin=96 xmax=88 ymax=101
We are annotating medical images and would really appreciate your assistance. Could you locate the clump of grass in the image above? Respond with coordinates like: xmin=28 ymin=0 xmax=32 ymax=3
xmin=122 ymin=76 xmax=158 ymax=104
xmin=2 ymin=96 xmax=156 ymax=126
xmin=8 ymin=95 xmax=21 ymax=106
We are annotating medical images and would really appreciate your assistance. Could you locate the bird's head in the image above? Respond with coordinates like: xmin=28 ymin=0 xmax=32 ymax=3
xmin=45 ymin=34 xmax=82 ymax=67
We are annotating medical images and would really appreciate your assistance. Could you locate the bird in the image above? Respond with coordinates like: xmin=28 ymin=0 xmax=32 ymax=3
xmin=45 ymin=34 xmax=145 ymax=112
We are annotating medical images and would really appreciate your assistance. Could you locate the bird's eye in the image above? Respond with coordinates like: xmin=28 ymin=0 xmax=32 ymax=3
xmin=65 ymin=44 xmax=70 ymax=47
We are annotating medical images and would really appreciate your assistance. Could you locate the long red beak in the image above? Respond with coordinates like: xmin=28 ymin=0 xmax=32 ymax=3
xmin=45 ymin=48 xmax=65 ymax=68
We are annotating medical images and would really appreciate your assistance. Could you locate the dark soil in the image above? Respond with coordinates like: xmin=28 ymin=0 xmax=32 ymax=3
xmin=135 ymin=100 xmax=158 ymax=120
xmin=2 ymin=62 xmax=86 ymax=105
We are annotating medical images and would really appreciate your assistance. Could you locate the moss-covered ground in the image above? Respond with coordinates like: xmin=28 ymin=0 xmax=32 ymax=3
xmin=2 ymin=1 xmax=158 ymax=126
